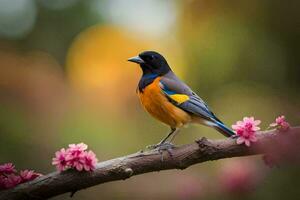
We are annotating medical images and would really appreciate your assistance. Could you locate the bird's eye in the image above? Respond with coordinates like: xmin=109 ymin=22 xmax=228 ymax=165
xmin=149 ymin=55 xmax=155 ymax=60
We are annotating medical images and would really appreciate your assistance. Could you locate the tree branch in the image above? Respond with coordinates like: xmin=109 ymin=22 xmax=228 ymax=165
xmin=1 ymin=127 xmax=299 ymax=200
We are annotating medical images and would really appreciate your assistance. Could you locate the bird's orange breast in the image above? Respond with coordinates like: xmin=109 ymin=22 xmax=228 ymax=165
xmin=138 ymin=77 xmax=191 ymax=128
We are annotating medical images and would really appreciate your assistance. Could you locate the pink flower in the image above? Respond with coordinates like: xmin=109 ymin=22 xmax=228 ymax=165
xmin=65 ymin=143 xmax=87 ymax=171
xmin=270 ymin=115 xmax=290 ymax=132
xmin=232 ymin=117 xmax=260 ymax=147
xmin=68 ymin=155 xmax=85 ymax=171
xmin=20 ymin=170 xmax=41 ymax=182
xmin=82 ymin=151 xmax=98 ymax=171
xmin=0 ymin=175 xmax=5 ymax=189
xmin=68 ymin=143 xmax=88 ymax=157
xmin=52 ymin=143 xmax=98 ymax=172
xmin=0 ymin=164 xmax=42 ymax=190
xmin=0 ymin=163 xmax=16 ymax=174
xmin=1 ymin=174 xmax=22 ymax=189
xmin=52 ymin=148 xmax=69 ymax=172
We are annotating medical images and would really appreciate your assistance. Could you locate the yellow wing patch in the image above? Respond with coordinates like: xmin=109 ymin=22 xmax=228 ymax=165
xmin=168 ymin=94 xmax=190 ymax=104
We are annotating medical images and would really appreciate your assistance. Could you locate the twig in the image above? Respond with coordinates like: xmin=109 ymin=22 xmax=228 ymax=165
xmin=0 ymin=127 xmax=299 ymax=200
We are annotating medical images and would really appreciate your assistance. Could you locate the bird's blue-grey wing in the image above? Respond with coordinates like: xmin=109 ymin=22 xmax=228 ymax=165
xmin=159 ymin=72 xmax=235 ymax=137
xmin=159 ymin=72 xmax=217 ymax=121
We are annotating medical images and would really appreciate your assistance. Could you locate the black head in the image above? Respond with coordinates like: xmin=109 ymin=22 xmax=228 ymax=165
xmin=128 ymin=51 xmax=171 ymax=76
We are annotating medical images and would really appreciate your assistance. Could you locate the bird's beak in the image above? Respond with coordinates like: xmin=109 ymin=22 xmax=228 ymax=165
xmin=127 ymin=56 xmax=145 ymax=64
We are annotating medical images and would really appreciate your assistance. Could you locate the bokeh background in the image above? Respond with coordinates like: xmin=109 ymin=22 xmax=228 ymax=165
xmin=0 ymin=0 xmax=299 ymax=199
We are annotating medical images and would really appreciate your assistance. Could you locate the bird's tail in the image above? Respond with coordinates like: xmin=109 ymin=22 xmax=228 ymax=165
xmin=213 ymin=120 xmax=236 ymax=137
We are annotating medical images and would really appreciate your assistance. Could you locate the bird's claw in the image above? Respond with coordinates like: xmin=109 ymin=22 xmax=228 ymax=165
xmin=146 ymin=142 xmax=174 ymax=149
xmin=145 ymin=142 xmax=175 ymax=161
xmin=146 ymin=142 xmax=175 ymax=161
xmin=146 ymin=144 xmax=157 ymax=150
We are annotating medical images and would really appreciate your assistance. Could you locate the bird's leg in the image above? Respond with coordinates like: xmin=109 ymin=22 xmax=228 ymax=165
xmin=158 ymin=128 xmax=180 ymax=160
xmin=146 ymin=128 xmax=177 ymax=150
xmin=157 ymin=127 xmax=177 ymax=146
xmin=168 ymin=128 xmax=180 ymax=143
xmin=146 ymin=128 xmax=179 ymax=161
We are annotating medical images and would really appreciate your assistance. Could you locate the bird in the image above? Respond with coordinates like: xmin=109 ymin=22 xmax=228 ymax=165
xmin=128 ymin=51 xmax=235 ymax=149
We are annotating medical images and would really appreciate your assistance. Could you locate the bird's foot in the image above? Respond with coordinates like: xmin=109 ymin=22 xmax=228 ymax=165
xmin=146 ymin=141 xmax=173 ymax=149
xmin=146 ymin=142 xmax=175 ymax=161
xmin=145 ymin=144 xmax=157 ymax=150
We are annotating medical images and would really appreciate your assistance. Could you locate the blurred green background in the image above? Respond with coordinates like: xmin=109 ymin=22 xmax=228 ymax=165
xmin=0 ymin=0 xmax=299 ymax=199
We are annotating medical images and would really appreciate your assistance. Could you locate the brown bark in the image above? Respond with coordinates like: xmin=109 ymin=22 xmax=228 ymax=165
xmin=0 ymin=127 xmax=299 ymax=200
